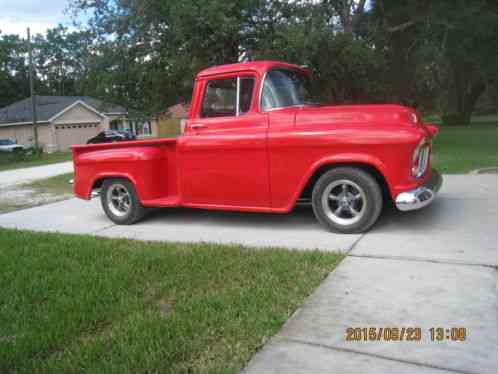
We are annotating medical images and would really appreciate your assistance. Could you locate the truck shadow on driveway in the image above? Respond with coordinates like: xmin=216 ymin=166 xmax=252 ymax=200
xmin=144 ymin=204 xmax=320 ymax=231
xmin=142 ymin=200 xmax=442 ymax=233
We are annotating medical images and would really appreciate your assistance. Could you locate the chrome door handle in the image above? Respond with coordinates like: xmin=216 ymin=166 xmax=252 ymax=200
xmin=191 ymin=124 xmax=206 ymax=129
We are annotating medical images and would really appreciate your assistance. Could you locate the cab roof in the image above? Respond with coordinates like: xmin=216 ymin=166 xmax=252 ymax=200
xmin=196 ymin=60 xmax=310 ymax=79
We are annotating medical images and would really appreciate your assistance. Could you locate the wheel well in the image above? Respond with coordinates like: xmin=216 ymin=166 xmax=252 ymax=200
xmin=92 ymin=178 xmax=104 ymax=190
xmin=299 ymin=163 xmax=392 ymax=202
xmin=92 ymin=176 xmax=132 ymax=191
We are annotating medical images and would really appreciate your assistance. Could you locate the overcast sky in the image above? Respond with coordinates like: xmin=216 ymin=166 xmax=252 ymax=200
xmin=0 ymin=0 xmax=74 ymax=36
xmin=0 ymin=0 xmax=372 ymax=37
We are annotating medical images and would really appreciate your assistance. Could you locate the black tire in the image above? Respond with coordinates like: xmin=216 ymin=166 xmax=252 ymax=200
xmin=312 ymin=167 xmax=383 ymax=233
xmin=101 ymin=178 xmax=146 ymax=224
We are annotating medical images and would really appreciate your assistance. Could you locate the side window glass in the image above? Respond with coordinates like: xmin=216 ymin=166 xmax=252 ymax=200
xmin=200 ymin=76 xmax=255 ymax=118
xmin=201 ymin=78 xmax=237 ymax=118
xmin=238 ymin=77 xmax=255 ymax=115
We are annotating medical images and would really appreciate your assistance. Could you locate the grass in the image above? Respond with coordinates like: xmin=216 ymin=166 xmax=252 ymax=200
xmin=24 ymin=172 xmax=74 ymax=195
xmin=0 ymin=201 xmax=33 ymax=215
xmin=0 ymin=228 xmax=342 ymax=373
xmin=432 ymin=126 xmax=498 ymax=173
xmin=0 ymin=151 xmax=72 ymax=172
xmin=423 ymin=113 xmax=498 ymax=125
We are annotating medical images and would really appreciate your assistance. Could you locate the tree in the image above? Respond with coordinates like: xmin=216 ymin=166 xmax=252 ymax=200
xmin=0 ymin=33 xmax=30 ymax=108
xmin=370 ymin=0 xmax=498 ymax=123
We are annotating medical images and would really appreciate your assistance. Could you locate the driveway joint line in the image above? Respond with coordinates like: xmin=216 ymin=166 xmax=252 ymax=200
xmin=92 ymin=224 xmax=117 ymax=234
xmin=347 ymin=253 xmax=497 ymax=269
xmin=277 ymin=336 xmax=476 ymax=374
xmin=345 ymin=233 xmax=366 ymax=253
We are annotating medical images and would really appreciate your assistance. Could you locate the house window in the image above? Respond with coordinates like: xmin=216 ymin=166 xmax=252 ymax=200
xmin=144 ymin=121 xmax=151 ymax=135
xmin=135 ymin=121 xmax=151 ymax=136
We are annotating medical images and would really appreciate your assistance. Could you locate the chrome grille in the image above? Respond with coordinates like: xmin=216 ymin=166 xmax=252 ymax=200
xmin=416 ymin=146 xmax=430 ymax=178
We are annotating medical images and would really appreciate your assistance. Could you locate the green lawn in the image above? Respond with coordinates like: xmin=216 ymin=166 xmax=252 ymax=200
xmin=423 ymin=113 xmax=498 ymax=125
xmin=432 ymin=126 xmax=498 ymax=173
xmin=0 ymin=151 xmax=72 ymax=172
xmin=25 ymin=172 xmax=74 ymax=195
xmin=0 ymin=228 xmax=342 ymax=373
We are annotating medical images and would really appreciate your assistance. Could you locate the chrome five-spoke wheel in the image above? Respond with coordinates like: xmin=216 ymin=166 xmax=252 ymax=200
xmin=101 ymin=178 xmax=146 ymax=224
xmin=106 ymin=183 xmax=132 ymax=217
xmin=312 ymin=167 xmax=383 ymax=233
xmin=322 ymin=180 xmax=366 ymax=226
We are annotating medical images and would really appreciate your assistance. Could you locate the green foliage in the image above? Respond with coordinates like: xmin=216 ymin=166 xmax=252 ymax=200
xmin=370 ymin=0 xmax=498 ymax=117
xmin=0 ymin=33 xmax=30 ymax=107
xmin=1 ymin=0 xmax=497 ymax=119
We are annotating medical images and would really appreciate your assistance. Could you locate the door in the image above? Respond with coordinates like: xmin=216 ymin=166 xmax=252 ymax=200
xmin=55 ymin=123 xmax=99 ymax=150
xmin=179 ymin=75 xmax=270 ymax=209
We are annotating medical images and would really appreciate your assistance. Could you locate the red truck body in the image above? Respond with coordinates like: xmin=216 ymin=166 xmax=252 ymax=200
xmin=72 ymin=60 xmax=442 ymax=233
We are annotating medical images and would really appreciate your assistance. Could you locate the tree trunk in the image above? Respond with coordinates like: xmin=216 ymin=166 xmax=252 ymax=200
xmin=448 ymin=63 xmax=486 ymax=126
xmin=463 ymin=80 xmax=486 ymax=126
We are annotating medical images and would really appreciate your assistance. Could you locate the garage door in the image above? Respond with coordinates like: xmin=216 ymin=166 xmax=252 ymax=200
xmin=55 ymin=123 xmax=99 ymax=151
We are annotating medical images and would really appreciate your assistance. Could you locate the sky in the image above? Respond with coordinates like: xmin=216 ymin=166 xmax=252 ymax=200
xmin=0 ymin=0 xmax=372 ymax=37
xmin=0 ymin=0 xmax=75 ymax=36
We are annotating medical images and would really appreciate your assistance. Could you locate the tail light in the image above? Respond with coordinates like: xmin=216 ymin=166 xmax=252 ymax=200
xmin=412 ymin=138 xmax=430 ymax=178
xmin=409 ymin=112 xmax=419 ymax=124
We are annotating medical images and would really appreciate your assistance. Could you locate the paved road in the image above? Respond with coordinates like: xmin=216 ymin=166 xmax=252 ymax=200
xmin=0 ymin=161 xmax=73 ymax=188
xmin=0 ymin=174 xmax=497 ymax=373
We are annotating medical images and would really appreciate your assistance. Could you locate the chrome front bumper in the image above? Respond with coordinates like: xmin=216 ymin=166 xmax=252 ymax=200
xmin=395 ymin=170 xmax=443 ymax=211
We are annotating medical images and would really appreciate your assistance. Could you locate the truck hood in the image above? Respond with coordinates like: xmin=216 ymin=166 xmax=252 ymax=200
xmin=296 ymin=104 xmax=423 ymax=128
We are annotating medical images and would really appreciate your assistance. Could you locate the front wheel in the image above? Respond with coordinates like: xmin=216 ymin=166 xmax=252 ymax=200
xmin=312 ymin=167 xmax=383 ymax=233
xmin=101 ymin=178 xmax=146 ymax=224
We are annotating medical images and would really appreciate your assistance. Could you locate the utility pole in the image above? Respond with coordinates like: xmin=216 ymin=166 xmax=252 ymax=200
xmin=27 ymin=27 xmax=39 ymax=150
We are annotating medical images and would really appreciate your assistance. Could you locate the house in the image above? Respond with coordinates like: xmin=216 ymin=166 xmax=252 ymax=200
xmin=167 ymin=102 xmax=189 ymax=119
xmin=156 ymin=102 xmax=190 ymax=137
xmin=0 ymin=96 xmax=158 ymax=152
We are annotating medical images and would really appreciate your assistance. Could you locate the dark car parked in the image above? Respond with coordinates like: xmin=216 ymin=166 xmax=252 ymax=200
xmin=116 ymin=130 xmax=136 ymax=140
xmin=86 ymin=131 xmax=128 ymax=144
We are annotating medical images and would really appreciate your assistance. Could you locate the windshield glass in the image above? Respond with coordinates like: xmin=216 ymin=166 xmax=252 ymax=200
xmin=0 ymin=139 xmax=15 ymax=146
xmin=261 ymin=68 xmax=314 ymax=111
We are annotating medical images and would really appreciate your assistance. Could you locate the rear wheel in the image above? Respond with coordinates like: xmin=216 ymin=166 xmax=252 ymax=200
xmin=312 ymin=167 xmax=383 ymax=233
xmin=101 ymin=178 xmax=146 ymax=224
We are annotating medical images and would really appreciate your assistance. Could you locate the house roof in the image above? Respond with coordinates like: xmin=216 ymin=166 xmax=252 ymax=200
xmin=0 ymin=96 xmax=127 ymax=125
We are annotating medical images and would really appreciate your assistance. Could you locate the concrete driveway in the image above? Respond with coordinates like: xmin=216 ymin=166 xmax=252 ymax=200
xmin=0 ymin=161 xmax=73 ymax=188
xmin=0 ymin=174 xmax=497 ymax=373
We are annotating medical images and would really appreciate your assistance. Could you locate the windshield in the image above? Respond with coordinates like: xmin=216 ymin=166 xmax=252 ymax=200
xmin=261 ymin=68 xmax=314 ymax=111
xmin=0 ymin=139 xmax=16 ymax=146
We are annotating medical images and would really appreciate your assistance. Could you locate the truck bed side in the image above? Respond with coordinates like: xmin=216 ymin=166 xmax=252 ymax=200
xmin=72 ymin=138 xmax=178 ymax=204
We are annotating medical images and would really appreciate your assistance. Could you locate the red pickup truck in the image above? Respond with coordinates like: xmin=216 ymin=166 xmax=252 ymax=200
xmin=72 ymin=60 xmax=442 ymax=233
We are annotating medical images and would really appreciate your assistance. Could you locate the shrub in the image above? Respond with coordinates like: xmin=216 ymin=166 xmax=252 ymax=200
xmin=0 ymin=146 xmax=44 ymax=165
